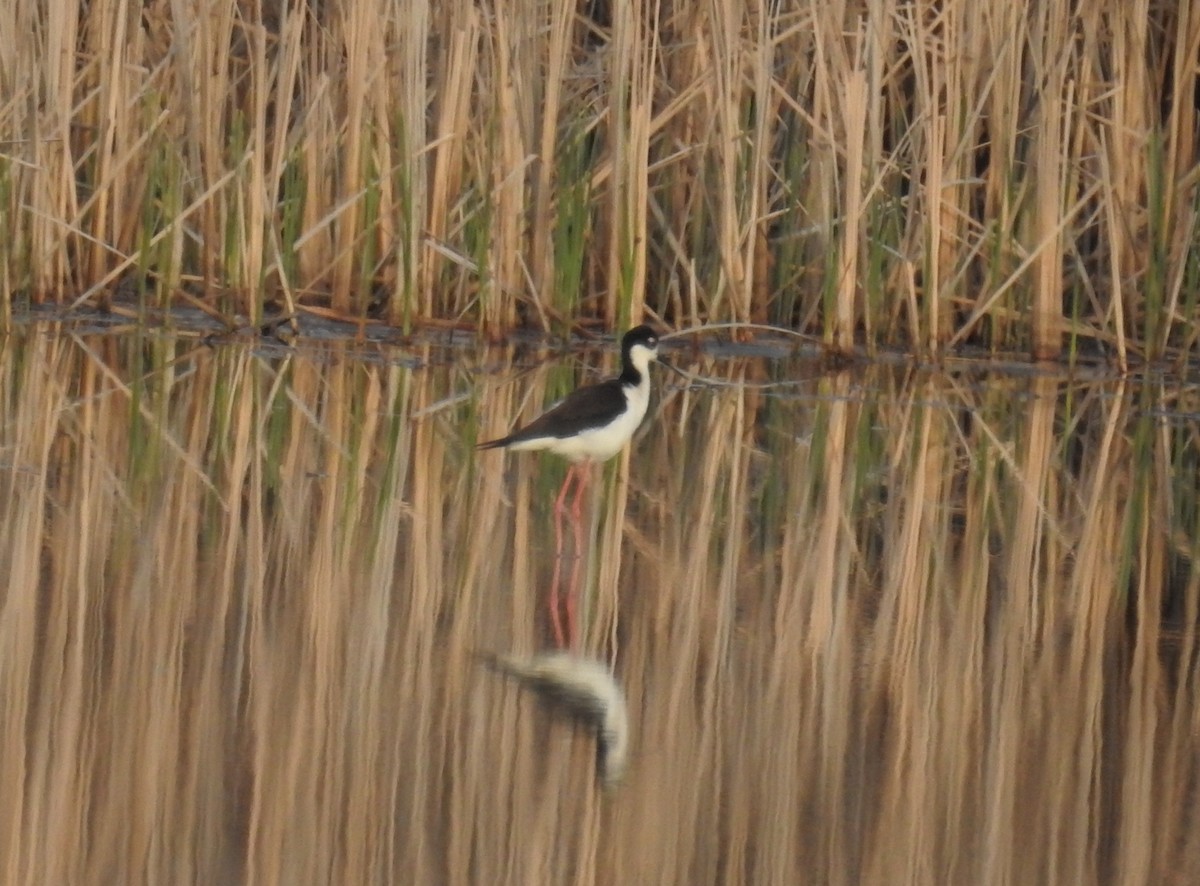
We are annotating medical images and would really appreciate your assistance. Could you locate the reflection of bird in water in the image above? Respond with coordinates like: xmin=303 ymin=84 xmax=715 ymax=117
xmin=482 ymin=651 xmax=629 ymax=787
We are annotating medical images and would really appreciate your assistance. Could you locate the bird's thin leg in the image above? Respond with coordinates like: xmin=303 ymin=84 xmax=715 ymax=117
xmin=570 ymin=463 xmax=589 ymax=523
xmin=554 ymin=464 xmax=577 ymax=522
xmin=548 ymin=550 xmax=565 ymax=649
xmin=566 ymin=515 xmax=584 ymax=650
xmin=549 ymin=464 xmax=578 ymax=648
xmin=564 ymin=465 xmax=592 ymax=648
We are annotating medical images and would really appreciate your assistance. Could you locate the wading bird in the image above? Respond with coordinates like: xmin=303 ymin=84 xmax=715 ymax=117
xmin=477 ymin=325 xmax=661 ymax=646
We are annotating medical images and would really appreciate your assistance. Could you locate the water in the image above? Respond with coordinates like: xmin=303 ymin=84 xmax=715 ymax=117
xmin=1 ymin=324 xmax=1197 ymax=884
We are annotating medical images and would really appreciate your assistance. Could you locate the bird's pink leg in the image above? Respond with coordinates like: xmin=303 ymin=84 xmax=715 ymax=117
xmin=570 ymin=463 xmax=590 ymax=522
xmin=563 ymin=465 xmax=591 ymax=648
xmin=548 ymin=551 xmax=565 ymax=649
xmin=549 ymin=464 xmax=579 ymax=648
xmin=554 ymin=464 xmax=577 ymax=519
xmin=566 ymin=525 xmax=583 ymax=649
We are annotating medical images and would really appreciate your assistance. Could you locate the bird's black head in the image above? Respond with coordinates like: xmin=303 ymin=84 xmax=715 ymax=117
xmin=620 ymin=324 xmax=661 ymax=377
xmin=621 ymin=324 xmax=660 ymax=359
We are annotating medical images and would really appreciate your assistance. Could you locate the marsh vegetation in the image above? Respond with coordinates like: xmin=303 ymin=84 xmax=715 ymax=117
xmin=1 ymin=325 xmax=1197 ymax=883
xmin=3 ymin=0 xmax=1198 ymax=359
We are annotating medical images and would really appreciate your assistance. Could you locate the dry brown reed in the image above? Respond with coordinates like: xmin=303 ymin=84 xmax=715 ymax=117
xmin=1 ymin=327 xmax=1199 ymax=883
xmin=2 ymin=1 xmax=1198 ymax=355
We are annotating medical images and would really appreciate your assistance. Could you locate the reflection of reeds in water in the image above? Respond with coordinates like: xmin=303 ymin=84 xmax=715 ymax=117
xmin=481 ymin=651 xmax=629 ymax=788
xmin=2 ymin=330 xmax=1199 ymax=883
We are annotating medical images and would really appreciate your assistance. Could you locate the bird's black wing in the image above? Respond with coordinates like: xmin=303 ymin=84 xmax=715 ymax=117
xmin=501 ymin=379 xmax=626 ymax=443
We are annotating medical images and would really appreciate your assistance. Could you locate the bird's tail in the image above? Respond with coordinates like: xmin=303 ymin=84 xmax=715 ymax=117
xmin=475 ymin=435 xmax=510 ymax=451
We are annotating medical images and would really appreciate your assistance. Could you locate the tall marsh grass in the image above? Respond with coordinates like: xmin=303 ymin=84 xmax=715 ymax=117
xmin=1 ymin=326 xmax=1198 ymax=882
xmin=2 ymin=1 xmax=1197 ymax=356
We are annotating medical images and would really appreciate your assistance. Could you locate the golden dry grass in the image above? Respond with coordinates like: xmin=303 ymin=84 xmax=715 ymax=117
xmin=2 ymin=1 xmax=1198 ymax=356
xmin=0 ymin=327 xmax=1198 ymax=883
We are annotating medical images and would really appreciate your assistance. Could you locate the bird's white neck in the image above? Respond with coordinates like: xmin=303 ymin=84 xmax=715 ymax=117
xmin=624 ymin=343 xmax=657 ymax=386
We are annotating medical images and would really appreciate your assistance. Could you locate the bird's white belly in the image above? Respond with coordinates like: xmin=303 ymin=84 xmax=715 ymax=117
xmin=528 ymin=383 xmax=649 ymax=462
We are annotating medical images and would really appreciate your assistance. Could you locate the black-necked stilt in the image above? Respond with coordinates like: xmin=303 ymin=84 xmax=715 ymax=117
xmin=477 ymin=324 xmax=661 ymax=517
xmin=478 ymin=324 xmax=660 ymax=647
xmin=482 ymin=650 xmax=629 ymax=787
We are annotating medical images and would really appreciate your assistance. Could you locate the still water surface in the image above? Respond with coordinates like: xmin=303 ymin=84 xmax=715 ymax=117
xmin=1 ymin=324 xmax=1197 ymax=884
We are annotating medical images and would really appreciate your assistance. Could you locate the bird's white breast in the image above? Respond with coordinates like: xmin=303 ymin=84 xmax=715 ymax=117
xmin=544 ymin=378 xmax=649 ymax=462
